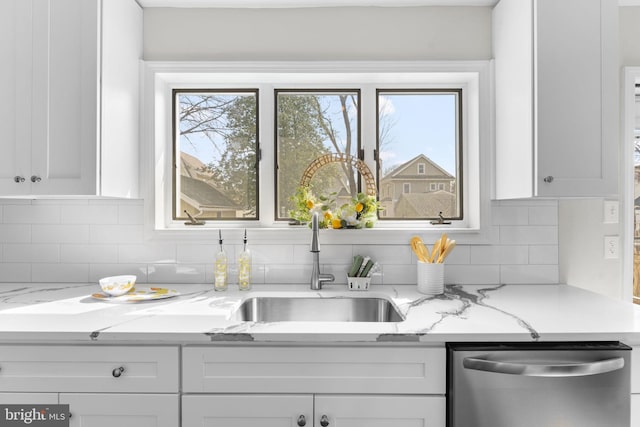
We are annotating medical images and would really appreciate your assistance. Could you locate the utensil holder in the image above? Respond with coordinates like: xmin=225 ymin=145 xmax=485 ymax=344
xmin=417 ymin=262 xmax=444 ymax=295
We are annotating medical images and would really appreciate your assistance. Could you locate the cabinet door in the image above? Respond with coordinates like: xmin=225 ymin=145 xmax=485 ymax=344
xmin=31 ymin=0 xmax=98 ymax=195
xmin=0 ymin=393 xmax=58 ymax=404
xmin=182 ymin=394 xmax=313 ymax=427
xmin=60 ymin=393 xmax=178 ymax=427
xmin=535 ymin=0 xmax=617 ymax=197
xmin=0 ymin=0 xmax=32 ymax=194
xmin=314 ymin=395 xmax=446 ymax=427
xmin=493 ymin=0 xmax=617 ymax=198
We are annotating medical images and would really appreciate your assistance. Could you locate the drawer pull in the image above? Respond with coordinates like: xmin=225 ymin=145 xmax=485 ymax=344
xmin=112 ymin=366 xmax=125 ymax=378
xmin=13 ymin=176 xmax=25 ymax=183
xmin=297 ymin=415 xmax=306 ymax=426
xmin=543 ymin=175 xmax=554 ymax=183
xmin=320 ymin=415 xmax=329 ymax=426
xmin=30 ymin=175 xmax=42 ymax=183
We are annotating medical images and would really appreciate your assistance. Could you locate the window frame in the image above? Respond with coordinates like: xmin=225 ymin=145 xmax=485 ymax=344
xmin=376 ymin=88 xmax=463 ymax=222
xmin=141 ymin=61 xmax=493 ymax=245
xmin=172 ymin=88 xmax=260 ymax=221
xmin=273 ymin=88 xmax=362 ymax=222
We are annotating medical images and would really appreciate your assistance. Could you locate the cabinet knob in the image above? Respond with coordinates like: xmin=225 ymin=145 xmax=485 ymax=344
xmin=543 ymin=176 xmax=554 ymax=183
xmin=13 ymin=176 xmax=25 ymax=183
xmin=112 ymin=366 xmax=125 ymax=378
xmin=320 ymin=415 xmax=329 ymax=426
xmin=31 ymin=175 xmax=42 ymax=183
xmin=297 ymin=415 xmax=306 ymax=426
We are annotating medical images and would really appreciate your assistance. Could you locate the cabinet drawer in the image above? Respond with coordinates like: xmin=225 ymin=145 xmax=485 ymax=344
xmin=0 ymin=345 xmax=179 ymax=393
xmin=183 ymin=346 xmax=445 ymax=394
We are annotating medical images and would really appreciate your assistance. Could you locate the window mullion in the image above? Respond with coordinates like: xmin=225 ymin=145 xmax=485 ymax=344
xmin=260 ymin=84 xmax=276 ymax=226
xmin=360 ymin=85 xmax=378 ymax=190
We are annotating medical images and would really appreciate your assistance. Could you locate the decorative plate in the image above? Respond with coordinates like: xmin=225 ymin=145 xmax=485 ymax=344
xmin=91 ymin=287 xmax=179 ymax=303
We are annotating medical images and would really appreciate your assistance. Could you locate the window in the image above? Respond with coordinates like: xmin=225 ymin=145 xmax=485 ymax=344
xmin=275 ymin=90 xmax=360 ymax=220
xmin=173 ymin=89 xmax=258 ymax=220
xmin=145 ymin=61 xmax=490 ymax=239
xmin=377 ymin=90 xmax=462 ymax=220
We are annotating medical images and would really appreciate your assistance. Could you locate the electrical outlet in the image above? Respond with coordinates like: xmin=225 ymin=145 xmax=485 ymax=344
xmin=603 ymin=200 xmax=619 ymax=224
xmin=604 ymin=236 xmax=619 ymax=259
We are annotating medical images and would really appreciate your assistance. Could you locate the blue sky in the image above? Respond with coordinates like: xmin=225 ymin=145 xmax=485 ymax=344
xmin=379 ymin=93 xmax=458 ymax=176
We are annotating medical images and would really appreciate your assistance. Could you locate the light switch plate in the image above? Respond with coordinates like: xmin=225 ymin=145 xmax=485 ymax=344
xmin=603 ymin=200 xmax=619 ymax=224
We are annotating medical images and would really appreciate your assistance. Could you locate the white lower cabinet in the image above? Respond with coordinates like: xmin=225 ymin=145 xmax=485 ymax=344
xmin=182 ymin=345 xmax=447 ymax=427
xmin=0 ymin=345 xmax=180 ymax=425
xmin=315 ymin=395 xmax=445 ymax=426
xmin=61 ymin=393 xmax=178 ymax=427
xmin=182 ymin=394 xmax=444 ymax=427
xmin=182 ymin=394 xmax=313 ymax=427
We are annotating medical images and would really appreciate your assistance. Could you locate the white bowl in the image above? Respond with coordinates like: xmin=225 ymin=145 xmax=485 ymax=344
xmin=99 ymin=275 xmax=136 ymax=297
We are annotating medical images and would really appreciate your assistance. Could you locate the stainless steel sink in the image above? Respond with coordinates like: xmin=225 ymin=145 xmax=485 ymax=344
xmin=233 ymin=296 xmax=404 ymax=323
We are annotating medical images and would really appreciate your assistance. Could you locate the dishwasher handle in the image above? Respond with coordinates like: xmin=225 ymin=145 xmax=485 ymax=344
xmin=462 ymin=355 xmax=625 ymax=377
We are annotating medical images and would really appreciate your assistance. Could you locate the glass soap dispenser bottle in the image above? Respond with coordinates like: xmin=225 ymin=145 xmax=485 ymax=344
xmin=214 ymin=230 xmax=228 ymax=291
xmin=237 ymin=229 xmax=252 ymax=291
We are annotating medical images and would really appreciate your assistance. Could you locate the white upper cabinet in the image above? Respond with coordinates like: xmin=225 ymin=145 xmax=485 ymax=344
xmin=0 ymin=0 xmax=141 ymax=197
xmin=493 ymin=0 xmax=618 ymax=198
xmin=0 ymin=0 xmax=98 ymax=195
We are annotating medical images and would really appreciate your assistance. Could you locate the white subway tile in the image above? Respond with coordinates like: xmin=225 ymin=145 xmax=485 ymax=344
xmin=438 ymin=244 xmax=470 ymax=265
xmin=352 ymin=245 xmax=413 ymax=265
xmin=470 ymin=245 xmax=529 ymax=265
xmin=0 ymin=263 xmax=32 ymax=282
xmin=528 ymin=206 xmax=558 ymax=225
xmin=379 ymin=264 xmax=415 ymax=285
xmin=3 ymin=205 xmax=61 ymax=224
xmin=118 ymin=243 xmax=177 ymax=264
xmin=264 ymin=264 xmax=312 ymax=284
xmin=0 ymin=225 xmax=31 ymax=243
xmin=89 ymin=264 xmax=148 ymax=283
xmin=31 ymin=263 xmax=89 ymax=283
xmin=3 ymin=244 xmax=59 ymax=263
xmin=500 ymin=265 xmax=559 ymax=284
xmin=499 ymin=226 xmax=558 ymax=245
xmin=90 ymin=224 xmax=145 ymax=244
xmin=148 ymin=264 xmax=206 ymax=284
xmin=118 ymin=204 xmax=144 ymax=225
xmin=61 ymin=205 xmax=118 ymax=225
xmin=445 ymin=265 xmax=500 ymax=285
xmin=177 ymin=244 xmax=223 ymax=264
xmin=492 ymin=206 xmax=529 ymax=226
xmin=60 ymin=244 xmax=118 ymax=264
xmin=0 ymin=205 xmax=3 ymax=222
xmin=251 ymin=245 xmax=294 ymax=264
xmin=32 ymin=225 xmax=89 ymax=244
xmin=528 ymin=245 xmax=559 ymax=265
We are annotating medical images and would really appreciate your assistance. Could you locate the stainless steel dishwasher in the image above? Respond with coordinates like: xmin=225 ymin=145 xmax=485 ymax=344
xmin=447 ymin=342 xmax=631 ymax=427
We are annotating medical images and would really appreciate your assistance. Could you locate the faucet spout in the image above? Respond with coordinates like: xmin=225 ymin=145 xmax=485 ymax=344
xmin=310 ymin=212 xmax=334 ymax=290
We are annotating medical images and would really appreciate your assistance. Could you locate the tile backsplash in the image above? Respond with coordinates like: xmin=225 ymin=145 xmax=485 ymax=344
xmin=0 ymin=198 xmax=559 ymax=286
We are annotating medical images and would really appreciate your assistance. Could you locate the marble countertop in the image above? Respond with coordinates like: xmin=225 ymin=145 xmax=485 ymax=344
xmin=0 ymin=283 xmax=639 ymax=344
